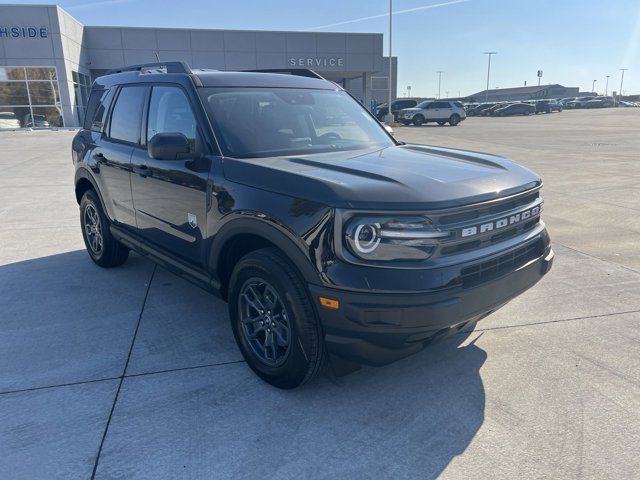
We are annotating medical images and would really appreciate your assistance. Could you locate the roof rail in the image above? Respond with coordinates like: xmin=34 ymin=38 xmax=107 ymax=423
xmin=244 ymin=68 xmax=325 ymax=80
xmin=106 ymin=61 xmax=192 ymax=75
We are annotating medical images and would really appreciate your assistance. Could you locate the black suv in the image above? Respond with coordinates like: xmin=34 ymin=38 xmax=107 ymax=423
xmin=72 ymin=62 xmax=553 ymax=389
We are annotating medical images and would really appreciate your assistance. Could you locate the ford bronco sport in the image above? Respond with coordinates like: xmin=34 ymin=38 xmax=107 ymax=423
xmin=72 ymin=62 xmax=553 ymax=389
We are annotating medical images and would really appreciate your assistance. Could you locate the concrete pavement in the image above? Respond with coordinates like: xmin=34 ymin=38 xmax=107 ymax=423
xmin=1 ymin=109 xmax=639 ymax=479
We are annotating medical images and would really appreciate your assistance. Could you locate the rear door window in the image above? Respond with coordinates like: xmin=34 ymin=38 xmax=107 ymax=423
xmin=108 ymin=85 xmax=148 ymax=144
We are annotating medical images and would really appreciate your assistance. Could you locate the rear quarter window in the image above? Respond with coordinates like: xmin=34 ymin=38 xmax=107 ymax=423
xmin=84 ymin=87 xmax=114 ymax=132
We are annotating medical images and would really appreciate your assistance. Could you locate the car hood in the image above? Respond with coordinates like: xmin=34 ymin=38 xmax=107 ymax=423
xmin=222 ymin=145 xmax=541 ymax=210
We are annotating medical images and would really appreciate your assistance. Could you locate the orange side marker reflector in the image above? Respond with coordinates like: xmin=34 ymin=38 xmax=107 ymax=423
xmin=319 ymin=297 xmax=340 ymax=310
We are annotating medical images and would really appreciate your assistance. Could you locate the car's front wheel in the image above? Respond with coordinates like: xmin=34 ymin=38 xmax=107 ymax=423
xmin=228 ymin=248 xmax=326 ymax=389
xmin=80 ymin=189 xmax=129 ymax=267
xmin=412 ymin=115 xmax=425 ymax=126
xmin=449 ymin=114 xmax=461 ymax=126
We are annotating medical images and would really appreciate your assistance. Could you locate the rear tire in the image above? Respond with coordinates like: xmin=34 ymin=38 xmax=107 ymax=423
xmin=412 ymin=115 xmax=425 ymax=126
xmin=449 ymin=114 xmax=461 ymax=126
xmin=228 ymin=248 xmax=326 ymax=389
xmin=80 ymin=189 xmax=129 ymax=268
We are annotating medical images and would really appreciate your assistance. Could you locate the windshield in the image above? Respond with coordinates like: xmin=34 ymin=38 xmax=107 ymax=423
xmin=199 ymin=88 xmax=394 ymax=158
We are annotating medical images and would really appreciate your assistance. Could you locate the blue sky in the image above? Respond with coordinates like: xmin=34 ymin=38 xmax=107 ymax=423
xmin=11 ymin=0 xmax=640 ymax=96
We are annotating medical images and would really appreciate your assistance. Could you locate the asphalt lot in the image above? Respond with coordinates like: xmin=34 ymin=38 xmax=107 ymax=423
xmin=1 ymin=108 xmax=639 ymax=479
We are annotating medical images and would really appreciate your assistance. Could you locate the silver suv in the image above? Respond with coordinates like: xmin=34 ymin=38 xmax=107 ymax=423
xmin=399 ymin=100 xmax=467 ymax=126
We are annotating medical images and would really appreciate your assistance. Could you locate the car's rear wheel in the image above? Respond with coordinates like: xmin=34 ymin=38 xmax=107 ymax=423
xmin=449 ymin=114 xmax=461 ymax=126
xmin=412 ymin=115 xmax=425 ymax=126
xmin=228 ymin=248 xmax=325 ymax=389
xmin=80 ymin=189 xmax=129 ymax=267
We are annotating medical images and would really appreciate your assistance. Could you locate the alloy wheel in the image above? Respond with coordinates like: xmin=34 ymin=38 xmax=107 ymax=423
xmin=84 ymin=204 xmax=103 ymax=255
xmin=238 ymin=278 xmax=291 ymax=367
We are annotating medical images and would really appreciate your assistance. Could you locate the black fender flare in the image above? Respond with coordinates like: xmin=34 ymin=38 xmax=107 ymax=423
xmin=208 ymin=215 xmax=323 ymax=289
xmin=74 ymin=167 xmax=114 ymax=222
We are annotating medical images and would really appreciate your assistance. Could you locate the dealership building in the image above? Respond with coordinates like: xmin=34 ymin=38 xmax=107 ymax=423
xmin=0 ymin=3 xmax=397 ymax=128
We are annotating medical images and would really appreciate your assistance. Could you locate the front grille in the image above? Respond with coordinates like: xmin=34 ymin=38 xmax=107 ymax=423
xmin=440 ymin=218 xmax=538 ymax=256
xmin=438 ymin=191 xmax=539 ymax=226
xmin=460 ymin=240 xmax=543 ymax=287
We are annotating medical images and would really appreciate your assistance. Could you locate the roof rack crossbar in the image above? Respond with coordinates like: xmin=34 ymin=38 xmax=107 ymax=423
xmin=106 ymin=61 xmax=192 ymax=75
xmin=243 ymin=68 xmax=325 ymax=80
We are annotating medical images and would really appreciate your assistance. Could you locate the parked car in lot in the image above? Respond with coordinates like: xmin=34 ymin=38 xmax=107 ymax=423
xmin=585 ymin=96 xmax=615 ymax=108
xmin=398 ymin=100 xmax=466 ymax=126
xmin=0 ymin=111 xmax=21 ymax=129
xmin=535 ymin=99 xmax=562 ymax=113
xmin=566 ymin=96 xmax=593 ymax=109
xmin=375 ymin=98 xmax=423 ymax=122
xmin=466 ymin=102 xmax=496 ymax=116
xmin=559 ymin=97 xmax=575 ymax=107
xmin=493 ymin=103 xmax=536 ymax=116
xmin=72 ymin=62 xmax=552 ymax=388
xmin=23 ymin=114 xmax=50 ymax=128
xmin=479 ymin=103 xmax=505 ymax=116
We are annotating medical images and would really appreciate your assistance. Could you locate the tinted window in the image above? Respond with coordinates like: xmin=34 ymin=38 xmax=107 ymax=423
xmin=431 ymin=102 xmax=449 ymax=108
xmin=200 ymin=88 xmax=394 ymax=158
xmin=108 ymin=86 xmax=147 ymax=144
xmin=147 ymin=86 xmax=197 ymax=146
xmin=394 ymin=100 xmax=415 ymax=109
xmin=84 ymin=87 xmax=113 ymax=131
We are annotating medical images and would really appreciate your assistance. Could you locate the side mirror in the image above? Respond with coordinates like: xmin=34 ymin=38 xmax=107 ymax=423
xmin=148 ymin=132 xmax=190 ymax=160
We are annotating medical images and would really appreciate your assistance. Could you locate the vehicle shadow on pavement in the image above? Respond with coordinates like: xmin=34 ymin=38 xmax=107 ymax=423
xmin=0 ymin=250 xmax=486 ymax=479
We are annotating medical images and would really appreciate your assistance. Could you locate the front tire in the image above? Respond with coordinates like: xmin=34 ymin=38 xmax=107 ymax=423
xmin=412 ymin=115 xmax=425 ymax=126
xmin=228 ymin=248 xmax=325 ymax=389
xmin=80 ymin=190 xmax=129 ymax=268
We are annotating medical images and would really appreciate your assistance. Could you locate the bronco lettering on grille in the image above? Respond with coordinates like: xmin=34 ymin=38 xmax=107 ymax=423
xmin=460 ymin=204 xmax=542 ymax=238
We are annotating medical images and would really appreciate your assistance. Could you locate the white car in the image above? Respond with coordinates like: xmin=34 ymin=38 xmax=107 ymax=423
xmin=399 ymin=100 xmax=467 ymax=126
xmin=0 ymin=112 xmax=21 ymax=129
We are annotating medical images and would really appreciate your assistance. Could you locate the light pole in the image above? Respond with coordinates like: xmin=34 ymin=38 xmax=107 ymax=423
xmin=445 ymin=90 xmax=449 ymax=99
xmin=592 ymin=79 xmax=597 ymax=93
xmin=605 ymin=75 xmax=610 ymax=96
xmin=619 ymin=68 xmax=628 ymax=103
xmin=437 ymin=70 xmax=444 ymax=99
xmin=483 ymin=52 xmax=497 ymax=102
xmin=385 ymin=0 xmax=394 ymax=123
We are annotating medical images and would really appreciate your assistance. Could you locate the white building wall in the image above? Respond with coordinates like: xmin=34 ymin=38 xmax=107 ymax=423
xmin=1 ymin=4 xmax=398 ymax=128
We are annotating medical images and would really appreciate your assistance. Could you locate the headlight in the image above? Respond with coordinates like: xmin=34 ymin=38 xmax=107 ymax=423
xmin=344 ymin=216 xmax=449 ymax=262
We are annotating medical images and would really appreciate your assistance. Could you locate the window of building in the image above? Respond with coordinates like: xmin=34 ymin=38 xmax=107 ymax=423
xmin=108 ymin=86 xmax=148 ymax=144
xmin=0 ymin=66 xmax=62 ymax=129
xmin=72 ymin=71 xmax=91 ymax=124
xmin=371 ymin=76 xmax=389 ymax=91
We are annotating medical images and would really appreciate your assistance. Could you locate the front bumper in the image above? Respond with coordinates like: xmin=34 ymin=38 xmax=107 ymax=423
xmin=310 ymin=244 xmax=553 ymax=366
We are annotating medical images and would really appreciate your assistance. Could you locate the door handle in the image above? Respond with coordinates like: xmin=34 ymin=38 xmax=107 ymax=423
xmin=133 ymin=165 xmax=152 ymax=178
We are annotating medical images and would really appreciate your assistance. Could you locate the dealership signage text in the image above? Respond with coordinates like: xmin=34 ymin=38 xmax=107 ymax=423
xmin=0 ymin=26 xmax=48 ymax=38
xmin=289 ymin=57 xmax=344 ymax=68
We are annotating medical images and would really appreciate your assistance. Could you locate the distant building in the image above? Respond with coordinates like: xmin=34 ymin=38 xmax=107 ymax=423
xmin=467 ymin=84 xmax=581 ymax=102
xmin=0 ymin=3 xmax=398 ymax=128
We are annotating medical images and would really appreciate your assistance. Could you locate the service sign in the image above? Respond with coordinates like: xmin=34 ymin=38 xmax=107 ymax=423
xmin=289 ymin=57 xmax=344 ymax=68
